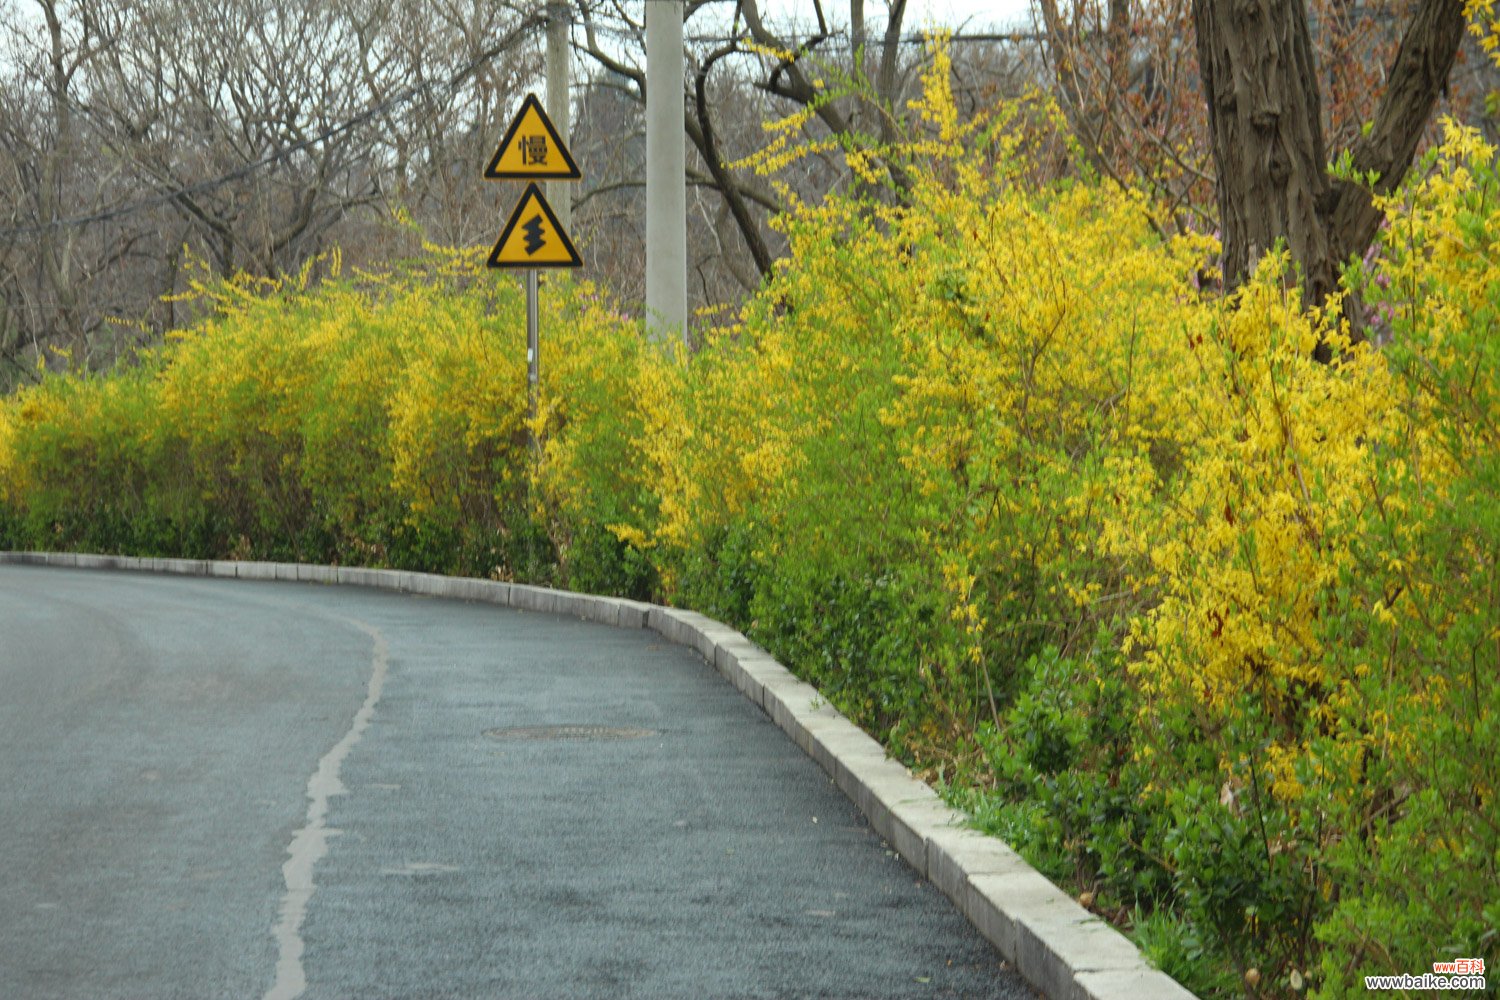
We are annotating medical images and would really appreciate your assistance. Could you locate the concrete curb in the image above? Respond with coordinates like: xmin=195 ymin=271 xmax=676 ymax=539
xmin=1 ymin=551 xmax=1197 ymax=1000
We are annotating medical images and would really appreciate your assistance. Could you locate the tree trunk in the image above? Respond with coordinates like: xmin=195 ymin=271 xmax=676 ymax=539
xmin=1324 ymin=0 xmax=1467 ymax=271
xmin=692 ymin=44 xmax=774 ymax=277
xmin=1194 ymin=0 xmax=1336 ymax=305
xmin=851 ymin=0 xmax=866 ymax=81
xmin=1106 ymin=0 xmax=1131 ymax=94
xmin=38 ymin=0 xmax=82 ymax=358
xmin=1194 ymin=0 xmax=1466 ymax=357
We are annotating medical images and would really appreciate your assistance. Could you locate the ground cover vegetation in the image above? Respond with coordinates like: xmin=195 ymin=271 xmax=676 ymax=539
xmin=2 ymin=26 xmax=1497 ymax=1000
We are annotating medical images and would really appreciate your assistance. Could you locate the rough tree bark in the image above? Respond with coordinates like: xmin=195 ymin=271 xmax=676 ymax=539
xmin=1193 ymin=0 xmax=1466 ymax=354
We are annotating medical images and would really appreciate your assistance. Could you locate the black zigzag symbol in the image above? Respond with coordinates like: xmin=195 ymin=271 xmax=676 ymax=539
xmin=522 ymin=215 xmax=546 ymax=255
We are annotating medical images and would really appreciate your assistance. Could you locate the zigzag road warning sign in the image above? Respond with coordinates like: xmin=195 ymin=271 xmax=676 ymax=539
xmin=487 ymin=183 xmax=582 ymax=270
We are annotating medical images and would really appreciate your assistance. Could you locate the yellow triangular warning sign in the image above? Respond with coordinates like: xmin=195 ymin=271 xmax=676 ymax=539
xmin=487 ymin=183 xmax=583 ymax=269
xmin=483 ymin=93 xmax=581 ymax=180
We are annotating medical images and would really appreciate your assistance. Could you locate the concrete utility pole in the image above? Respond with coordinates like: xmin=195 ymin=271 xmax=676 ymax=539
xmin=645 ymin=0 xmax=687 ymax=343
xmin=545 ymin=1 xmax=571 ymax=234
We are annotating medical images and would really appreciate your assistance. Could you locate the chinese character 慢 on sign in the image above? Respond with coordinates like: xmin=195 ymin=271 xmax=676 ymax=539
xmin=521 ymin=136 xmax=548 ymax=166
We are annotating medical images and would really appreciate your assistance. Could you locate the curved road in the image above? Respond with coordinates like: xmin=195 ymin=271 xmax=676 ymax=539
xmin=0 ymin=566 xmax=1034 ymax=1000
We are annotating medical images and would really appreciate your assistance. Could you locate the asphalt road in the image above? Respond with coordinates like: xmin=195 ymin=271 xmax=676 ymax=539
xmin=0 ymin=566 xmax=1035 ymax=1000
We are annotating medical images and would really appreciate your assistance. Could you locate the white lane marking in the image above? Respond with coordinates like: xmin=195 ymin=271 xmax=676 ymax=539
xmin=264 ymin=620 xmax=389 ymax=1000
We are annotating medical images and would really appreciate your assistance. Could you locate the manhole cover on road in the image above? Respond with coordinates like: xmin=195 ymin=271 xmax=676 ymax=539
xmin=484 ymin=725 xmax=659 ymax=742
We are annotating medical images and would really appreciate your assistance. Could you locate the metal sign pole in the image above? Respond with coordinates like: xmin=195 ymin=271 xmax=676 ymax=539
xmin=526 ymin=268 xmax=539 ymax=454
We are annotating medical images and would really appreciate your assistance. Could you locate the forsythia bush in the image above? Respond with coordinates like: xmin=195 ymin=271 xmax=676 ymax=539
xmin=0 ymin=247 xmax=645 ymax=582
xmin=1 ymin=49 xmax=1494 ymax=999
